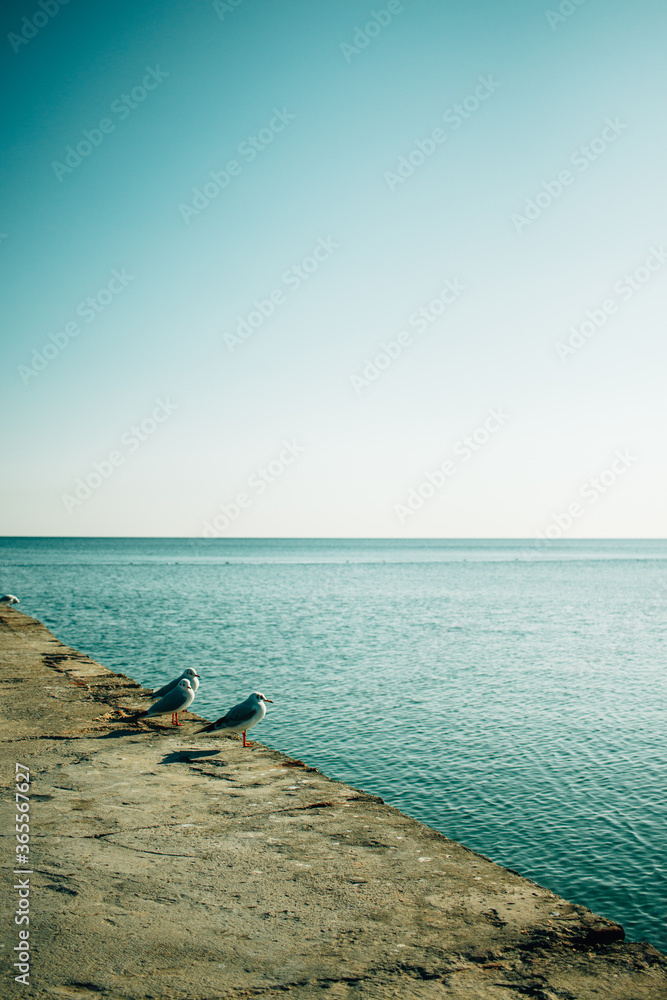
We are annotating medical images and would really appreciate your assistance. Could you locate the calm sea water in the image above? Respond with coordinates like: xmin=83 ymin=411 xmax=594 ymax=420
xmin=2 ymin=537 xmax=665 ymax=950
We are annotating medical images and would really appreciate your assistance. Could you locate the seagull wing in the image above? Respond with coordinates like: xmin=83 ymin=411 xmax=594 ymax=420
xmin=151 ymin=676 xmax=179 ymax=699
xmin=145 ymin=684 xmax=192 ymax=717
xmin=219 ymin=699 xmax=258 ymax=727
xmin=196 ymin=700 xmax=257 ymax=734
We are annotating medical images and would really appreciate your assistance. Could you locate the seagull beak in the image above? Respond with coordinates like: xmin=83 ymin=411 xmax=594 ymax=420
xmin=194 ymin=673 xmax=201 ymax=678
xmin=265 ymin=698 xmax=273 ymax=703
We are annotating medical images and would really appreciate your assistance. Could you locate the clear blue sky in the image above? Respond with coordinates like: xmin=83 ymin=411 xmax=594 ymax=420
xmin=2 ymin=0 xmax=666 ymax=537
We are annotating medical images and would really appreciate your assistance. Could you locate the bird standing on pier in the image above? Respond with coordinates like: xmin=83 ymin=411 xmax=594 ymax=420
xmin=0 ymin=595 xmax=19 ymax=605
xmin=133 ymin=678 xmax=196 ymax=727
xmin=145 ymin=667 xmax=200 ymax=698
xmin=195 ymin=692 xmax=272 ymax=747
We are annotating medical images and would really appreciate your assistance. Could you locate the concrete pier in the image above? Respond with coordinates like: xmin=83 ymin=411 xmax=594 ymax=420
xmin=1 ymin=607 xmax=665 ymax=999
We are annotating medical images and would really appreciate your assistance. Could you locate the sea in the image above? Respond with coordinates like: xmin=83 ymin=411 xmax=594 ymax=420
xmin=1 ymin=537 xmax=665 ymax=951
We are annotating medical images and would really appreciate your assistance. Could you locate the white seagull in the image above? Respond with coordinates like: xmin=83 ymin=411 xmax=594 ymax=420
xmin=145 ymin=667 xmax=200 ymax=699
xmin=195 ymin=692 xmax=272 ymax=747
xmin=0 ymin=595 xmax=19 ymax=605
xmin=133 ymin=678 xmax=195 ymax=727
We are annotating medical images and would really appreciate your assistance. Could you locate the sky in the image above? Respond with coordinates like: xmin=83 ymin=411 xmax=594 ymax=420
xmin=1 ymin=0 xmax=666 ymax=538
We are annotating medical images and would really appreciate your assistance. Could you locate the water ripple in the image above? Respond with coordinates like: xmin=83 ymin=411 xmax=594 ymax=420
xmin=1 ymin=538 xmax=665 ymax=950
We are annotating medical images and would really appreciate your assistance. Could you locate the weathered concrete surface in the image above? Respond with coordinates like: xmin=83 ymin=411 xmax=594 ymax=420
xmin=1 ymin=608 xmax=665 ymax=1000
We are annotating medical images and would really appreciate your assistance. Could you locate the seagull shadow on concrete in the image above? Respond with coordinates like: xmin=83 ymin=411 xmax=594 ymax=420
xmin=159 ymin=749 xmax=221 ymax=764
xmin=92 ymin=726 xmax=147 ymax=739
xmin=94 ymin=723 xmax=159 ymax=738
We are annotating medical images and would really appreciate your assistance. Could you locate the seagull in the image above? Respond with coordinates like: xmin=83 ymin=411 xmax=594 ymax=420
xmin=133 ymin=678 xmax=195 ymax=727
xmin=195 ymin=692 xmax=272 ymax=747
xmin=0 ymin=595 xmax=19 ymax=605
xmin=144 ymin=667 xmax=200 ymax=699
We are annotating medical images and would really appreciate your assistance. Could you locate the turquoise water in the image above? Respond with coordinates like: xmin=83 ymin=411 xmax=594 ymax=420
xmin=2 ymin=537 xmax=666 ymax=950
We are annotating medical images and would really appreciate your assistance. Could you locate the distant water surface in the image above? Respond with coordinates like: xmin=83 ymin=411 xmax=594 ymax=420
xmin=1 ymin=537 xmax=665 ymax=950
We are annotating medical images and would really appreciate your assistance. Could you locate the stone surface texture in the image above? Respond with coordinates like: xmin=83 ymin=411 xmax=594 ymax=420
xmin=1 ymin=608 xmax=665 ymax=999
